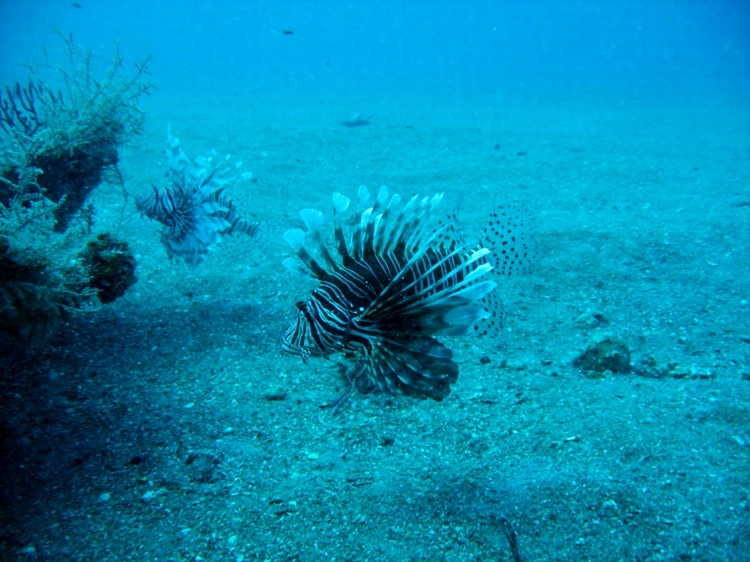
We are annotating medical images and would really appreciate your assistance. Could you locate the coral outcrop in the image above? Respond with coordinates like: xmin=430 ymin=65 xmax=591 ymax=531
xmin=0 ymin=35 xmax=152 ymax=355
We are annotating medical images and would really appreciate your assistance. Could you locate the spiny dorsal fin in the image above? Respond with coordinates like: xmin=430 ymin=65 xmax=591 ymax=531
xmin=300 ymin=208 xmax=338 ymax=271
xmin=373 ymin=192 xmax=401 ymax=254
xmin=332 ymin=192 xmax=353 ymax=265
xmin=283 ymin=256 xmax=316 ymax=279
xmin=362 ymin=186 xmax=390 ymax=257
xmin=283 ymin=228 xmax=328 ymax=280
xmin=357 ymin=185 xmax=371 ymax=214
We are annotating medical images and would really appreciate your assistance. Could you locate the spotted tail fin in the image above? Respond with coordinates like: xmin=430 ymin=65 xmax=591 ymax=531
xmin=475 ymin=204 xmax=536 ymax=337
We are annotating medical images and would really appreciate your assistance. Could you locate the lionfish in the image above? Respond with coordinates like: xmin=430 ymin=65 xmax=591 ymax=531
xmin=136 ymin=132 xmax=260 ymax=265
xmin=281 ymin=185 xmax=533 ymax=401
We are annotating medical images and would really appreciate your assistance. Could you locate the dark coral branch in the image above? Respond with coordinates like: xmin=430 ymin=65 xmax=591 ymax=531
xmin=0 ymin=80 xmax=62 ymax=137
xmin=0 ymin=83 xmax=39 ymax=135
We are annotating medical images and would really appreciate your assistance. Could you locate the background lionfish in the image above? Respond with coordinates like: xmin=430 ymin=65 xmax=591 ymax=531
xmin=282 ymin=185 xmax=533 ymax=401
xmin=136 ymin=132 xmax=260 ymax=265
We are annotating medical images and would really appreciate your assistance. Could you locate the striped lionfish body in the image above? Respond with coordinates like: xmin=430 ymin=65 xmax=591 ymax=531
xmin=137 ymin=132 xmax=260 ymax=265
xmin=282 ymin=185 xmax=511 ymax=401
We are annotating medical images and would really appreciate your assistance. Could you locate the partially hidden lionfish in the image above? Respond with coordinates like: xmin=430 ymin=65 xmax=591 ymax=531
xmin=136 ymin=132 xmax=260 ymax=265
xmin=281 ymin=185 xmax=533 ymax=401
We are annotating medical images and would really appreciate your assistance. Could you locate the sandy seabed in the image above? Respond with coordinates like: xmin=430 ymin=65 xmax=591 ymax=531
xmin=1 ymin=91 xmax=749 ymax=561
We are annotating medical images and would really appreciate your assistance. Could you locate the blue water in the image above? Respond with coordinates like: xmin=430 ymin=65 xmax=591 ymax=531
xmin=2 ymin=0 xmax=748 ymax=107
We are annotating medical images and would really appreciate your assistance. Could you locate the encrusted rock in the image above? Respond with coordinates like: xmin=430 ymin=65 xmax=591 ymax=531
xmin=573 ymin=335 xmax=631 ymax=374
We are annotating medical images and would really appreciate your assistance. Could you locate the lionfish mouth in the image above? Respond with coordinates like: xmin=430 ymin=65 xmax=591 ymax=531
xmin=281 ymin=328 xmax=314 ymax=365
xmin=280 ymin=185 xmax=534 ymax=401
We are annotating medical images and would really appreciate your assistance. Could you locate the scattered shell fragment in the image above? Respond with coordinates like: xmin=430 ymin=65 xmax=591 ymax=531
xmin=574 ymin=309 xmax=610 ymax=330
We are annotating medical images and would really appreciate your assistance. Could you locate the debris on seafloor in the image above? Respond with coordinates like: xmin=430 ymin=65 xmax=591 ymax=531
xmin=574 ymin=308 xmax=610 ymax=330
xmin=574 ymin=334 xmax=718 ymax=381
xmin=632 ymin=356 xmax=716 ymax=380
xmin=573 ymin=333 xmax=632 ymax=376
xmin=342 ymin=113 xmax=371 ymax=127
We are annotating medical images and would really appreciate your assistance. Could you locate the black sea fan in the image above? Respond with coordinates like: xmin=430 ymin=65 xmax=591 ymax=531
xmin=281 ymin=185 xmax=505 ymax=401
xmin=136 ymin=133 xmax=259 ymax=265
